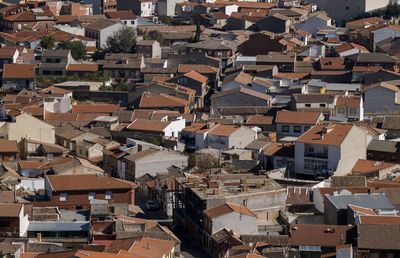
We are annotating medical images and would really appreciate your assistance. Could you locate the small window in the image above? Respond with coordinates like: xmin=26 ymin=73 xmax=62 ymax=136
xmin=60 ymin=193 xmax=68 ymax=201
xmin=88 ymin=192 xmax=96 ymax=200
xmin=294 ymin=126 xmax=301 ymax=133
xmin=131 ymin=20 xmax=135 ymax=24
xmin=319 ymin=103 xmax=326 ymax=107
xmin=305 ymin=103 xmax=311 ymax=107
xmin=282 ymin=125 xmax=289 ymax=132
xmin=105 ymin=191 xmax=112 ymax=200
xmin=338 ymin=107 xmax=345 ymax=114
xmin=350 ymin=108 xmax=356 ymax=115
xmin=305 ymin=126 xmax=310 ymax=131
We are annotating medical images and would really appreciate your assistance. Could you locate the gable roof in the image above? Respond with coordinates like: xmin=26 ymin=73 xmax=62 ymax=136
xmin=183 ymin=71 xmax=208 ymax=83
xmin=296 ymin=124 xmax=353 ymax=146
xmin=203 ymin=202 xmax=256 ymax=219
xmin=326 ymin=193 xmax=395 ymax=210
xmin=275 ymin=110 xmax=321 ymax=125
xmin=0 ymin=140 xmax=18 ymax=153
xmin=246 ymin=115 xmax=273 ymax=125
xmin=290 ymin=224 xmax=354 ymax=247
xmin=335 ymin=96 xmax=360 ymax=107
xmin=211 ymin=87 xmax=272 ymax=101
xmin=351 ymin=159 xmax=397 ymax=174
xmin=0 ymin=203 xmax=21 ymax=217
xmin=105 ymin=11 xmax=137 ymax=19
xmin=209 ymin=124 xmax=242 ymax=137
xmin=85 ymin=18 xmax=119 ymax=31
xmin=72 ymin=104 xmax=119 ymax=113
xmin=46 ymin=174 xmax=136 ymax=191
xmin=335 ymin=42 xmax=369 ymax=54
xmin=139 ymin=92 xmax=188 ymax=109
xmin=3 ymin=64 xmax=35 ymax=79
xmin=178 ymin=64 xmax=219 ymax=74
xmin=126 ymin=119 xmax=169 ymax=133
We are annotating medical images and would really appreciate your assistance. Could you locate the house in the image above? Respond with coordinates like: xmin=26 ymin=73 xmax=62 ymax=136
xmin=117 ymin=0 xmax=157 ymax=17
xmin=291 ymin=93 xmax=335 ymax=116
xmin=357 ymin=224 xmax=400 ymax=257
xmin=245 ymin=115 xmax=274 ymax=131
xmin=220 ymin=71 xmax=253 ymax=92
xmin=41 ymin=174 xmax=136 ymax=209
xmin=294 ymin=124 xmax=367 ymax=178
xmin=363 ymin=82 xmax=400 ymax=114
xmin=122 ymin=149 xmax=188 ymax=180
xmin=2 ymin=9 xmax=56 ymax=32
xmin=372 ymin=25 xmax=400 ymax=51
xmin=138 ymin=92 xmax=191 ymax=114
xmin=0 ymin=140 xmax=19 ymax=161
xmin=0 ymin=47 xmax=19 ymax=68
xmin=196 ymin=124 xmax=257 ymax=150
xmin=367 ymin=139 xmax=400 ymax=163
xmin=324 ymin=192 xmax=395 ymax=225
xmin=381 ymin=115 xmax=400 ymax=139
xmin=7 ymin=113 xmax=56 ymax=144
xmin=105 ymin=11 xmax=137 ymax=27
xmin=125 ymin=117 xmax=186 ymax=139
xmin=126 ymin=237 xmax=176 ymax=257
xmin=311 ymin=0 xmax=389 ymax=26
xmin=350 ymin=159 xmax=400 ymax=179
xmin=275 ymin=110 xmax=324 ymax=138
xmin=0 ymin=204 xmax=29 ymax=237
xmin=66 ymin=63 xmax=98 ymax=77
xmin=97 ymin=53 xmax=144 ymax=79
xmin=335 ymin=42 xmax=370 ymax=59
xmin=2 ymin=64 xmax=35 ymax=90
xmin=262 ymin=143 xmax=295 ymax=171
xmin=294 ymin=11 xmax=333 ymax=37
xmin=38 ymin=49 xmax=75 ymax=77
xmin=76 ymin=138 xmax=119 ymax=163
xmin=346 ymin=17 xmax=387 ymax=31
xmin=203 ymin=202 xmax=258 ymax=235
xmin=242 ymin=33 xmax=286 ymax=56
xmin=186 ymin=39 xmax=240 ymax=66
xmin=356 ymin=53 xmax=399 ymax=71
xmin=211 ymin=87 xmax=272 ymax=114
xmin=177 ymin=64 xmax=219 ymax=88
xmin=84 ymin=19 xmax=125 ymax=49
xmin=256 ymin=14 xmax=290 ymax=34
xmin=333 ymin=95 xmax=363 ymax=121
xmin=136 ymin=40 xmax=161 ymax=58
xmin=289 ymin=224 xmax=356 ymax=256
xmin=256 ymin=52 xmax=295 ymax=72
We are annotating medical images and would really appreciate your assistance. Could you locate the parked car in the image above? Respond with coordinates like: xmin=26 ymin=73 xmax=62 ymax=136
xmin=146 ymin=200 xmax=157 ymax=210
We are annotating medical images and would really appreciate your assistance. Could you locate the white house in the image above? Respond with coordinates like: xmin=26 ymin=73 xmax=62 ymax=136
xmin=335 ymin=42 xmax=370 ymax=58
xmin=333 ymin=95 xmax=363 ymax=121
xmin=203 ymin=202 xmax=258 ymax=235
xmin=295 ymin=124 xmax=368 ymax=178
xmin=126 ymin=117 xmax=186 ymax=138
xmin=275 ymin=110 xmax=324 ymax=138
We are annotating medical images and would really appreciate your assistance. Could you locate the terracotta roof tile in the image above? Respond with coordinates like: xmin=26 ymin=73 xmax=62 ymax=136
xmin=296 ymin=124 xmax=353 ymax=146
xmin=105 ymin=11 xmax=137 ymax=19
xmin=335 ymin=42 xmax=369 ymax=54
xmin=246 ymin=115 xmax=273 ymax=125
xmin=126 ymin=119 xmax=169 ymax=133
xmin=209 ymin=124 xmax=241 ymax=136
xmin=3 ymin=64 xmax=34 ymax=79
xmin=203 ymin=202 xmax=256 ymax=219
xmin=0 ymin=140 xmax=18 ymax=153
xmin=0 ymin=203 xmax=21 ymax=217
xmin=183 ymin=71 xmax=208 ymax=83
xmin=67 ymin=64 xmax=98 ymax=72
xmin=359 ymin=215 xmax=400 ymax=224
xmin=335 ymin=96 xmax=360 ymax=107
xmin=351 ymin=159 xmax=397 ymax=174
xmin=320 ymin=57 xmax=346 ymax=70
xmin=276 ymin=110 xmax=322 ymax=125
xmin=72 ymin=104 xmax=119 ymax=113
xmin=46 ymin=174 xmax=136 ymax=191
xmin=274 ymin=72 xmax=309 ymax=80
xmin=139 ymin=92 xmax=188 ymax=109
xmin=348 ymin=205 xmax=376 ymax=215
xmin=178 ymin=64 xmax=219 ymax=74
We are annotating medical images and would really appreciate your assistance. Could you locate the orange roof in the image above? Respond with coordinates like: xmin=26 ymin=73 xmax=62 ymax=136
xmin=0 ymin=47 xmax=18 ymax=58
xmin=352 ymin=66 xmax=381 ymax=72
xmin=346 ymin=17 xmax=386 ymax=28
xmin=274 ymin=72 xmax=309 ymax=80
xmin=335 ymin=42 xmax=369 ymax=54
xmin=46 ymin=174 xmax=136 ymax=191
xmin=335 ymin=96 xmax=360 ymax=107
xmin=246 ymin=115 xmax=273 ymax=125
xmin=105 ymin=10 xmax=137 ymax=19
xmin=139 ymin=92 xmax=188 ymax=109
xmin=127 ymin=237 xmax=175 ymax=258
xmin=40 ymin=86 xmax=72 ymax=94
xmin=0 ymin=203 xmax=22 ymax=217
xmin=320 ymin=57 xmax=346 ymax=70
xmin=203 ymin=202 xmax=256 ymax=219
xmin=3 ymin=64 xmax=34 ymax=79
xmin=359 ymin=215 xmax=400 ymax=225
xmin=72 ymin=104 xmax=119 ymax=113
xmin=44 ymin=111 xmax=78 ymax=121
xmin=67 ymin=64 xmax=98 ymax=72
xmin=178 ymin=64 xmax=219 ymax=74
xmin=276 ymin=110 xmax=321 ymax=125
xmin=126 ymin=119 xmax=169 ymax=133
xmin=19 ymin=161 xmax=44 ymax=169
xmin=209 ymin=124 xmax=241 ymax=137
xmin=351 ymin=159 xmax=397 ymax=174
xmin=0 ymin=140 xmax=18 ymax=153
xmin=182 ymin=123 xmax=207 ymax=132
xmin=183 ymin=71 xmax=208 ymax=83
xmin=296 ymin=124 xmax=353 ymax=146
xmin=214 ymin=1 xmax=276 ymax=9
xmin=364 ymin=81 xmax=399 ymax=92
xmin=348 ymin=205 xmax=376 ymax=215
xmin=23 ymin=106 xmax=43 ymax=116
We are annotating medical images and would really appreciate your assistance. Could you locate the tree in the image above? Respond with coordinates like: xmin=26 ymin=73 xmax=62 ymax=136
xmin=40 ymin=35 xmax=55 ymax=50
xmin=159 ymin=15 xmax=172 ymax=26
xmin=183 ymin=57 xmax=195 ymax=64
xmin=194 ymin=19 xmax=201 ymax=42
xmin=106 ymin=26 xmax=137 ymax=53
xmin=114 ymin=78 xmax=129 ymax=91
xmin=57 ymin=41 xmax=87 ymax=60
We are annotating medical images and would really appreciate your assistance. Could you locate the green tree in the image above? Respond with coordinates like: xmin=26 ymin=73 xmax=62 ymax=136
xmin=194 ymin=19 xmax=201 ymax=42
xmin=40 ymin=35 xmax=55 ymax=50
xmin=92 ymin=50 xmax=106 ymax=61
xmin=159 ymin=15 xmax=172 ymax=26
xmin=183 ymin=57 xmax=195 ymax=64
xmin=114 ymin=78 xmax=129 ymax=91
xmin=148 ymin=30 xmax=163 ymax=45
xmin=57 ymin=41 xmax=87 ymax=60
xmin=106 ymin=26 xmax=137 ymax=53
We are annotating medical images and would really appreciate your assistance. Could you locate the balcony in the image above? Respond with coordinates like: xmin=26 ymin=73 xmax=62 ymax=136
xmin=304 ymin=152 xmax=328 ymax=159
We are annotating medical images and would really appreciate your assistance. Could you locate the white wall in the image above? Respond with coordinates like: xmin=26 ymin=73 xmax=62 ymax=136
xmin=19 ymin=205 xmax=29 ymax=237
xmin=17 ymin=178 xmax=45 ymax=192
xmin=163 ymin=118 xmax=186 ymax=138
xmin=211 ymin=212 xmax=258 ymax=235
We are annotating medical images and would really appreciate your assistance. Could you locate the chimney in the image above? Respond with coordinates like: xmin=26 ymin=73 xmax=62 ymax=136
xmin=37 ymin=233 xmax=42 ymax=243
xmin=213 ymin=189 xmax=220 ymax=195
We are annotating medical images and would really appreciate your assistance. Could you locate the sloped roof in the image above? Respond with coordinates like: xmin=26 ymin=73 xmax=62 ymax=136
xmin=3 ymin=64 xmax=34 ymax=79
xmin=276 ymin=110 xmax=321 ymax=125
xmin=203 ymin=202 xmax=256 ymax=219
xmin=211 ymin=87 xmax=272 ymax=101
xmin=296 ymin=124 xmax=353 ymax=146
xmin=0 ymin=140 xmax=18 ymax=153
xmin=290 ymin=224 xmax=354 ymax=247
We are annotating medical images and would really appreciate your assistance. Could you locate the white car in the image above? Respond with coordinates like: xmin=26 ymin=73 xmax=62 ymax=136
xmin=146 ymin=200 xmax=157 ymax=210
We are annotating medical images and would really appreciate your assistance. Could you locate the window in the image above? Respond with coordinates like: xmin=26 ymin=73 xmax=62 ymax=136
xmin=55 ymin=71 xmax=63 ymax=75
xmin=282 ymin=125 xmax=289 ymax=132
xmin=294 ymin=126 xmax=301 ymax=133
xmin=319 ymin=103 xmax=326 ymax=107
xmin=305 ymin=126 xmax=310 ymax=131
xmin=88 ymin=192 xmax=96 ymax=200
xmin=124 ymin=21 xmax=127 ymax=24
xmin=60 ymin=193 xmax=68 ymax=201
xmin=105 ymin=191 xmax=112 ymax=200
xmin=43 ymin=70 xmax=51 ymax=75
xmin=305 ymin=103 xmax=311 ymax=107
xmin=338 ymin=107 xmax=345 ymax=114
xmin=131 ymin=20 xmax=135 ymax=25
xmin=0 ymin=221 xmax=10 ymax=227
xmin=350 ymin=108 xmax=356 ymax=115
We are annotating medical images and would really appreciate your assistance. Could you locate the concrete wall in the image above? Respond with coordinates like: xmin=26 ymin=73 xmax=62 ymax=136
xmin=211 ymin=91 xmax=270 ymax=113
xmin=228 ymin=127 xmax=257 ymax=149
xmin=277 ymin=123 xmax=313 ymax=138
xmin=211 ymin=212 xmax=258 ymax=235
xmin=294 ymin=16 xmax=332 ymax=37
xmin=3 ymin=79 xmax=34 ymax=90
xmin=8 ymin=113 xmax=55 ymax=144
xmin=19 ymin=206 xmax=29 ymax=237
xmin=335 ymin=126 xmax=367 ymax=176
xmin=99 ymin=23 xmax=125 ymax=49
xmin=135 ymin=151 xmax=188 ymax=178
xmin=364 ymin=86 xmax=400 ymax=114
xmin=17 ymin=178 xmax=45 ymax=192
xmin=373 ymin=26 xmax=400 ymax=51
